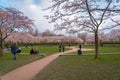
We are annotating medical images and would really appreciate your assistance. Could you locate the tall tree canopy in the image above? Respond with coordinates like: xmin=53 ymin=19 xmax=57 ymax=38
xmin=0 ymin=7 xmax=35 ymax=55
xmin=45 ymin=0 xmax=120 ymax=58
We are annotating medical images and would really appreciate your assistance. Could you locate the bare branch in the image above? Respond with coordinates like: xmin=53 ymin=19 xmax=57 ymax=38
xmin=98 ymin=0 xmax=113 ymax=26
xmin=85 ymin=0 xmax=98 ymax=27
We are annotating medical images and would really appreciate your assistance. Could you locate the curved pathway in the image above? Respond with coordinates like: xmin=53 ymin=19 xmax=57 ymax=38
xmin=0 ymin=47 xmax=92 ymax=80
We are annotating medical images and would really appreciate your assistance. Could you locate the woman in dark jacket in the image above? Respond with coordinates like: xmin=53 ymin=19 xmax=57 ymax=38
xmin=30 ymin=48 xmax=35 ymax=54
xmin=11 ymin=43 xmax=19 ymax=60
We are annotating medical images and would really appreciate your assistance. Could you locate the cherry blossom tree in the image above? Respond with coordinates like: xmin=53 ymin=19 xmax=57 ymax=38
xmin=41 ymin=29 xmax=55 ymax=37
xmin=0 ymin=8 xmax=35 ymax=56
xmin=86 ymin=34 xmax=94 ymax=45
xmin=45 ymin=0 xmax=120 ymax=58
xmin=99 ymin=32 xmax=109 ymax=46
xmin=77 ymin=32 xmax=87 ymax=44
xmin=109 ymin=29 xmax=120 ymax=42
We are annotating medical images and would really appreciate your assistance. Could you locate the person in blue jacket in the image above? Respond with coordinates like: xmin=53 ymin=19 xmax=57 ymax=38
xmin=11 ymin=43 xmax=19 ymax=60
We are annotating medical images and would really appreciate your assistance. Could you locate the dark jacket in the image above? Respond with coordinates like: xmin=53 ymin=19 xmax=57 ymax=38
xmin=11 ymin=44 xmax=18 ymax=54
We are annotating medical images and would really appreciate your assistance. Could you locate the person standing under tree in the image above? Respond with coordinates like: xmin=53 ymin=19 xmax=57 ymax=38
xmin=79 ymin=44 xmax=82 ymax=50
xmin=10 ymin=42 xmax=19 ymax=60
xmin=58 ymin=44 xmax=62 ymax=52
xmin=62 ymin=45 xmax=65 ymax=52
xmin=68 ymin=43 xmax=71 ymax=47
xmin=78 ymin=44 xmax=82 ymax=55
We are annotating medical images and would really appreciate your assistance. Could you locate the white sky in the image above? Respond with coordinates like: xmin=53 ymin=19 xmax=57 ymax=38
xmin=1 ymin=0 xmax=120 ymax=34
xmin=1 ymin=0 xmax=54 ymax=33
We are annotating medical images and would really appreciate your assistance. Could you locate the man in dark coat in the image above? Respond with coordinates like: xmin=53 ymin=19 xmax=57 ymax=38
xmin=11 ymin=43 xmax=19 ymax=60
xmin=79 ymin=44 xmax=82 ymax=50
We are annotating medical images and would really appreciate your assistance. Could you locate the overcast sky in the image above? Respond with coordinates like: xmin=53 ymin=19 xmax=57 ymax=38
xmin=0 ymin=0 xmax=54 ymax=33
xmin=1 ymin=0 xmax=120 ymax=35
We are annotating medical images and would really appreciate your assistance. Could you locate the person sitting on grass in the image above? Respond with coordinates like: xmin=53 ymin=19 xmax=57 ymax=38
xmin=34 ymin=47 xmax=39 ymax=54
xmin=30 ymin=48 xmax=39 ymax=55
xmin=78 ymin=48 xmax=82 ymax=55
xmin=58 ymin=44 xmax=62 ymax=52
xmin=30 ymin=48 xmax=35 ymax=55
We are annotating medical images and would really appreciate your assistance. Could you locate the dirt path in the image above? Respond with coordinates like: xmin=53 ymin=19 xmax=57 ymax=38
xmin=0 ymin=47 xmax=92 ymax=80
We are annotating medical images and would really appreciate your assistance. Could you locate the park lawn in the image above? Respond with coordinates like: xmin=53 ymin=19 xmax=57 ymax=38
xmin=0 ymin=53 xmax=43 ymax=76
xmin=33 ymin=54 xmax=120 ymax=80
xmin=70 ymin=46 xmax=120 ymax=55
xmin=103 ymin=43 xmax=120 ymax=47
xmin=21 ymin=45 xmax=71 ymax=55
xmin=82 ymin=46 xmax=120 ymax=54
xmin=0 ymin=45 xmax=71 ymax=76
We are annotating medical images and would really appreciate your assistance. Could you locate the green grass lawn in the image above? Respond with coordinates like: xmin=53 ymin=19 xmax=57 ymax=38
xmin=33 ymin=45 xmax=120 ymax=80
xmin=21 ymin=45 xmax=70 ymax=55
xmin=82 ymin=45 xmax=120 ymax=54
xmin=102 ymin=43 xmax=120 ymax=47
xmin=0 ymin=54 xmax=43 ymax=76
xmin=33 ymin=54 xmax=120 ymax=80
xmin=69 ymin=45 xmax=120 ymax=55
xmin=1 ymin=44 xmax=120 ymax=80
xmin=0 ymin=45 xmax=71 ymax=76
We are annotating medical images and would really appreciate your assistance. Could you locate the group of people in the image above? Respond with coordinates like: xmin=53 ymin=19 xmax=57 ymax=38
xmin=58 ymin=44 xmax=65 ymax=52
xmin=10 ymin=42 xmax=39 ymax=60
xmin=10 ymin=42 xmax=82 ymax=60
xmin=30 ymin=48 xmax=39 ymax=55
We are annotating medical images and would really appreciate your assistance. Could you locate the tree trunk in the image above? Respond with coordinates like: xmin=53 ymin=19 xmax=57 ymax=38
xmin=0 ymin=39 xmax=3 ymax=56
xmin=0 ymin=48 xmax=3 ymax=56
xmin=95 ymin=31 xmax=99 ymax=58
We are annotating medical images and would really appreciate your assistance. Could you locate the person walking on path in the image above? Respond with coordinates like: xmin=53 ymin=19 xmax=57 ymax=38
xmin=62 ymin=45 xmax=65 ymax=52
xmin=78 ymin=44 xmax=82 ymax=55
xmin=58 ymin=44 xmax=62 ymax=52
xmin=68 ymin=43 xmax=71 ymax=47
xmin=79 ymin=44 xmax=82 ymax=50
xmin=10 ymin=43 xmax=19 ymax=60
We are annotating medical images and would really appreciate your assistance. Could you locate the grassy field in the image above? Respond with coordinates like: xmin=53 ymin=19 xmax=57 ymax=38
xmin=0 ymin=54 xmax=43 ymax=76
xmin=21 ymin=45 xmax=70 ymax=55
xmin=69 ymin=45 xmax=120 ymax=55
xmin=0 ymin=45 xmax=70 ymax=76
xmin=33 ymin=46 xmax=120 ymax=80
xmin=82 ymin=45 xmax=120 ymax=54
xmin=102 ymin=43 xmax=120 ymax=47
xmin=33 ymin=54 xmax=120 ymax=80
xmin=0 ymin=44 xmax=120 ymax=79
